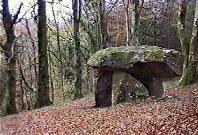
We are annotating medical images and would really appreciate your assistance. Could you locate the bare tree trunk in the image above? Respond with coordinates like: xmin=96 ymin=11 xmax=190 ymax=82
xmin=178 ymin=0 xmax=198 ymax=86
xmin=124 ymin=0 xmax=140 ymax=46
xmin=0 ymin=52 xmax=6 ymax=116
xmin=28 ymin=54 xmax=33 ymax=87
xmin=36 ymin=0 xmax=51 ymax=107
xmin=18 ymin=53 xmax=34 ymax=110
xmin=25 ymin=20 xmax=37 ymax=88
xmin=48 ymin=44 xmax=55 ymax=104
xmin=189 ymin=0 xmax=198 ymax=81
xmin=99 ymin=0 xmax=109 ymax=49
xmin=17 ymin=56 xmax=27 ymax=111
xmin=125 ymin=0 xmax=130 ymax=46
xmin=73 ymin=0 xmax=83 ymax=99
xmin=1 ymin=0 xmax=18 ymax=115
xmin=177 ymin=0 xmax=189 ymax=86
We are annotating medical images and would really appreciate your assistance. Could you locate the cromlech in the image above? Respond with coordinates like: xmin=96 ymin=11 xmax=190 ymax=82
xmin=88 ymin=45 xmax=183 ymax=107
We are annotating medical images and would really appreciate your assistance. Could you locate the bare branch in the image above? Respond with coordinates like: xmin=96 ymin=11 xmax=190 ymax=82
xmin=17 ymin=2 xmax=38 ymax=23
xmin=106 ymin=0 xmax=120 ymax=15
xmin=12 ymin=3 xmax=23 ymax=25
xmin=138 ymin=0 xmax=144 ymax=15
xmin=47 ymin=49 xmax=62 ymax=63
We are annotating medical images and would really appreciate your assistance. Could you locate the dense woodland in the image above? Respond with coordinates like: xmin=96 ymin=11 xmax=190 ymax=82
xmin=0 ymin=0 xmax=197 ymax=133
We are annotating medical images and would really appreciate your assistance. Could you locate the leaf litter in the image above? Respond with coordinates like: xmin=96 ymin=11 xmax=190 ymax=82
xmin=0 ymin=84 xmax=197 ymax=135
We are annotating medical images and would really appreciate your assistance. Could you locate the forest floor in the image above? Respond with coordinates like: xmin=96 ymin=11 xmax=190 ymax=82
xmin=0 ymin=84 xmax=198 ymax=135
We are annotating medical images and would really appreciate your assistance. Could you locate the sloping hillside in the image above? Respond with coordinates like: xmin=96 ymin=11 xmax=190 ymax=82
xmin=0 ymin=84 xmax=197 ymax=135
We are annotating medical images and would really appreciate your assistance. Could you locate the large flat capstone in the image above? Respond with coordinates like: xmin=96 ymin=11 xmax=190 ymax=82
xmin=88 ymin=45 xmax=182 ymax=77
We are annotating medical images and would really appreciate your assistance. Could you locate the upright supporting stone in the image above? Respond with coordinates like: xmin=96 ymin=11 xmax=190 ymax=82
xmin=95 ymin=69 xmax=113 ymax=107
xmin=140 ymin=77 xmax=164 ymax=98
xmin=112 ymin=71 xmax=149 ymax=106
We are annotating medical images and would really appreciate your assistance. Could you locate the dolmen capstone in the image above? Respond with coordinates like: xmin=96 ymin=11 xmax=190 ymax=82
xmin=87 ymin=45 xmax=182 ymax=107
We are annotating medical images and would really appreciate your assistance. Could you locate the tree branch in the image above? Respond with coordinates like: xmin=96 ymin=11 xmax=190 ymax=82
xmin=12 ymin=3 xmax=23 ymax=25
xmin=106 ymin=0 xmax=120 ymax=15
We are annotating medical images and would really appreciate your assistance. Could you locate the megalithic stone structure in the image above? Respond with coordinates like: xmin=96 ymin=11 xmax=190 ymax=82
xmin=88 ymin=45 xmax=183 ymax=107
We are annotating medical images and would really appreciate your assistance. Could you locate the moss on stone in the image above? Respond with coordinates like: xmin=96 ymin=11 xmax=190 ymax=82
xmin=87 ymin=45 xmax=182 ymax=69
xmin=144 ymin=47 xmax=164 ymax=61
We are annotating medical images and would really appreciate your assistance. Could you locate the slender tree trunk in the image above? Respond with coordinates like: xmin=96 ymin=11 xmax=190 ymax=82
xmin=17 ymin=57 xmax=26 ymax=111
xmin=99 ymin=0 xmax=109 ymax=49
xmin=28 ymin=54 xmax=33 ymax=87
xmin=125 ymin=0 xmax=140 ymax=46
xmin=73 ymin=0 xmax=83 ymax=99
xmin=18 ymin=53 xmax=34 ymax=110
xmin=25 ymin=20 xmax=38 ymax=88
xmin=48 ymin=44 xmax=55 ymax=104
xmin=130 ymin=0 xmax=139 ymax=45
xmin=36 ymin=0 xmax=51 ymax=107
xmin=125 ymin=0 xmax=130 ymax=46
xmin=51 ymin=3 xmax=65 ymax=100
xmin=153 ymin=15 xmax=157 ymax=46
